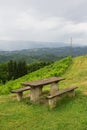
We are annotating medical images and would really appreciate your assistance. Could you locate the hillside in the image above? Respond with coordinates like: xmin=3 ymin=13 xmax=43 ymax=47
xmin=61 ymin=55 xmax=87 ymax=92
xmin=0 ymin=56 xmax=87 ymax=130
xmin=0 ymin=57 xmax=71 ymax=95
xmin=1 ymin=55 xmax=87 ymax=94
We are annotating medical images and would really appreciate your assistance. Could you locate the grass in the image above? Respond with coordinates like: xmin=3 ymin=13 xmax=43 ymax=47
xmin=0 ymin=55 xmax=87 ymax=130
xmin=0 ymin=91 xmax=87 ymax=130
xmin=60 ymin=55 xmax=87 ymax=92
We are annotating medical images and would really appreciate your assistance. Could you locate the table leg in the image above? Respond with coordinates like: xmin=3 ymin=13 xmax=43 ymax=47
xmin=17 ymin=92 xmax=23 ymax=101
xmin=50 ymin=82 xmax=59 ymax=95
xmin=30 ymin=86 xmax=43 ymax=103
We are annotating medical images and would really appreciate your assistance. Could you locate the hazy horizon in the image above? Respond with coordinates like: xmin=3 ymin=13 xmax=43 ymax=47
xmin=0 ymin=40 xmax=68 ymax=51
xmin=0 ymin=40 xmax=86 ymax=51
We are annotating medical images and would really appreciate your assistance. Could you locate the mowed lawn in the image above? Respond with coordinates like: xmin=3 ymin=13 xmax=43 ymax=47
xmin=0 ymin=55 xmax=87 ymax=130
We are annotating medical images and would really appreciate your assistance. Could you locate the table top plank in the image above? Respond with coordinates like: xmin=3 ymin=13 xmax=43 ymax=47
xmin=22 ymin=77 xmax=65 ymax=87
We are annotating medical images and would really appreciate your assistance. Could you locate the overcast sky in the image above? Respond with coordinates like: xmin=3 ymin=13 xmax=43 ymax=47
xmin=0 ymin=0 xmax=87 ymax=50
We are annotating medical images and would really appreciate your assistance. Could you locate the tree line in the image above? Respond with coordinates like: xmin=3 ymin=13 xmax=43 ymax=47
xmin=0 ymin=60 xmax=27 ymax=84
xmin=0 ymin=60 xmax=51 ymax=84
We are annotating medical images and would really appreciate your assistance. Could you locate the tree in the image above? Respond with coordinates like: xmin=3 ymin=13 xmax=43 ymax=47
xmin=7 ymin=60 xmax=14 ymax=80
xmin=13 ymin=61 xmax=18 ymax=79
xmin=0 ymin=63 xmax=8 ymax=84
xmin=17 ymin=61 xmax=27 ymax=77
xmin=7 ymin=60 xmax=28 ymax=80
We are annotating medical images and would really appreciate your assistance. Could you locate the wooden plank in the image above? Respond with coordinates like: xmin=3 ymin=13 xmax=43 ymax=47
xmin=11 ymin=86 xmax=31 ymax=93
xmin=21 ymin=77 xmax=65 ymax=87
xmin=47 ymin=86 xmax=78 ymax=99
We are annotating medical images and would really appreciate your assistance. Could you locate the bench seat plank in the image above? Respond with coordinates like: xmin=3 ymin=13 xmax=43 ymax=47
xmin=11 ymin=86 xmax=31 ymax=93
xmin=47 ymin=86 xmax=78 ymax=109
xmin=47 ymin=86 xmax=78 ymax=99
xmin=11 ymin=86 xmax=31 ymax=101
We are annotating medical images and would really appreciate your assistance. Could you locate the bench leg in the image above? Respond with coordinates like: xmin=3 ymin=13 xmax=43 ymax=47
xmin=50 ymin=83 xmax=59 ymax=95
xmin=17 ymin=92 xmax=23 ymax=101
xmin=30 ymin=86 xmax=43 ymax=103
xmin=48 ymin=97 xmax=58 ymax=109
xmin=68 ymin=90 xmax=75 ymax=97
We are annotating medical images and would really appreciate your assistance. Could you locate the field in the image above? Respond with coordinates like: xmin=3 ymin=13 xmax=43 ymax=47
xmin=0 ymin=56 xmax=87 ymax=130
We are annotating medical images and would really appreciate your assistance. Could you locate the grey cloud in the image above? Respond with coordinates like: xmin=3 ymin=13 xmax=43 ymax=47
xmin=0 ymin=0 xmax=87 ymax=49
xmin=28 ymin=0 xmax=87 ymax=22
xmin=0 ymin=0 xmax=87 ymax=21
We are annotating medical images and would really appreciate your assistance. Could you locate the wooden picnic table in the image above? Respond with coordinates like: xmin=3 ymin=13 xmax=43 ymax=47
xmin=22 ymin=77 xmax=65 ymax=103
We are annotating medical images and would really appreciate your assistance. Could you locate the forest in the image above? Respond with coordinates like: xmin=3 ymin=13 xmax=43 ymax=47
xmin=0 ymin=46 xmax=87 ymax=63
xmin=0 ymin=60 xmax=51 ymax=84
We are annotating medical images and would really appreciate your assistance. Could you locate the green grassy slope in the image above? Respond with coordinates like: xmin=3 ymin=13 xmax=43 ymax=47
xmin=0 ymin=56 xmax=87 ymax=130
xmin=0 ymin=57 xmax=71 ymax=95
xmin=60 ymin=55 xmax=87 ymax=92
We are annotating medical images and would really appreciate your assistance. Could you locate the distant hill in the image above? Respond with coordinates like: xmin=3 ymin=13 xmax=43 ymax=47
xmin=0 ymin=46 xmax=87 ymax=63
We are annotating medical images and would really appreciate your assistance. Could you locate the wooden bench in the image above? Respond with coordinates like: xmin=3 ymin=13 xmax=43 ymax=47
xmin=22 ymin=77 xmax=65 ymax=103
xmin=47 ymin=86 xmax=78 ymax=109
xmin=11 ymin=86 xmax=31 ymax=101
